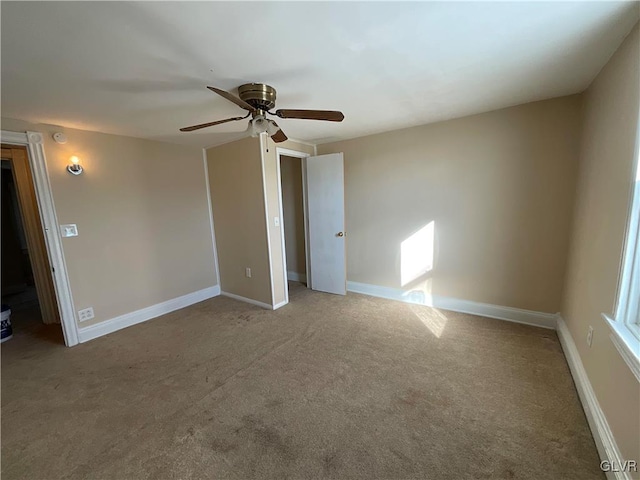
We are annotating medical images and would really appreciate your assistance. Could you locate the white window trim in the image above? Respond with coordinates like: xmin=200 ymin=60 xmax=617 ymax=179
xmin=603 ymin=314 xmax=640 ymax=382
xmin=604 ymin=115 xmax=640 ymax=383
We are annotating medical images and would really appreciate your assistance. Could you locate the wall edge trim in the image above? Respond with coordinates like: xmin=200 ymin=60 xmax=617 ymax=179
xmin=202 ymin=148 xmax=221 ymax=286
xmin=556 ymin=315 xmax=630 ymax=480
xmin=259 ymin=133 xmax=276 ymax=308
xmin=221 ymin=291 xmax=272 ymax=310
xmin=346 ymin=281 xmax=556 ymax=329
xmin=273 ymin=300 xmax=288 ymax=310
xmin=77 ymin=286 xmax=220 ymax=343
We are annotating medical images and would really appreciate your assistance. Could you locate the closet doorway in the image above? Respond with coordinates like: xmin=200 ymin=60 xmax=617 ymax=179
xmin=278 ymin=152 xmax=309 ymax=289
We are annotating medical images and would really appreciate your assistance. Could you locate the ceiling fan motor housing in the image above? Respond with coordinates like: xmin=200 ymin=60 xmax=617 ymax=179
xmin=238 ymin=83 xmax=277 ymax=112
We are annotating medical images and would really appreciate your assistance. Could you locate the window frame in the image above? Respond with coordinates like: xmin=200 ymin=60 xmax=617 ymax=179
xmin=604 ymin=119 xmax=640 ymax=383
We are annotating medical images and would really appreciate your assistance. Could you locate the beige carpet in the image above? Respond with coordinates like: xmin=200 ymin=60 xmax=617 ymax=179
xmin=1 ymin=283 xmax=602 ymax=479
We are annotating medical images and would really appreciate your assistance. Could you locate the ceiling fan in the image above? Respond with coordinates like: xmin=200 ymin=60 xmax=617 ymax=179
xmin=180 ymin=83 xmax=344 ymax=143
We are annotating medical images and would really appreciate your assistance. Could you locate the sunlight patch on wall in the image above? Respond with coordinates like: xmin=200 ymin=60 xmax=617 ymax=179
xmin=401 ymin=221 xmax=435 ymax=286
xmin=409 ymin=304 xmax=447 ymax=338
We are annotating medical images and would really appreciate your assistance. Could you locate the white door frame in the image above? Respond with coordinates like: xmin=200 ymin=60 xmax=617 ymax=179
xmin=1 ymin=130 xmax=79 ymax=346
xmin=275 ymin=147 xmax=312 ymax=297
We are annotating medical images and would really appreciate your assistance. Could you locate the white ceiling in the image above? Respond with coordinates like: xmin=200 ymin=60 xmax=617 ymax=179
xmin=1 ymin=2 xmax=638 ymax=148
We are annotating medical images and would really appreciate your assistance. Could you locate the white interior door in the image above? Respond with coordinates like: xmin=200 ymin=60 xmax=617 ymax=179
xmin=305 ymin=153 xmax=346 ymax=295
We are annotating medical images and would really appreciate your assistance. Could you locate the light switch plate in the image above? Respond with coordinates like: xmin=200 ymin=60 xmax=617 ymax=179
xmin=274 ymin=217 xmax=280 ymax=227
xmin=61 ymin=224 xmax=78 ymax=237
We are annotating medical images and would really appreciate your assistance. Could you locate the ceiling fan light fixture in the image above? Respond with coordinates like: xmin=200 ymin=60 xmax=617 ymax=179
xmin=250 ymin=115 xmax=271 ymax=137
xmin=266 ymin=120 xmax=279 ymax=136
xmin=180 ymin=84 xmax=344 ymax=135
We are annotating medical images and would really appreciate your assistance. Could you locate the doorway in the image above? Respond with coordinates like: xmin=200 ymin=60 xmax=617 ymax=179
xmin=1 ymin=144 xmax=63 ymax=344
xmin=275 ymin=148 xmax=346 ymax=299
xmin=279 ymin=154 xmax=308 ymax=288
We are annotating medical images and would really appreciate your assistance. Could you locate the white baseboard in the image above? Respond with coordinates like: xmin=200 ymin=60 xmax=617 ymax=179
xmin=287 ymin=271 xmax=307 ymax=283
xmin=78 ymin=285 xmax=221 ymax=343
xmin=346 ymin=281 xmax=556 ymax=329
xmin=221 ymin=291 xmax=272 ymax=310
xmin=273 ymin=300 xmax=288 ymax=310
xmin=556 ymin=315 xmax=630 ymax=480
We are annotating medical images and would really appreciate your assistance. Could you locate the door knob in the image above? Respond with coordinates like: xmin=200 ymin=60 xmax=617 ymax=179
xmin=337 ymin=232 xmax=344 ymax=237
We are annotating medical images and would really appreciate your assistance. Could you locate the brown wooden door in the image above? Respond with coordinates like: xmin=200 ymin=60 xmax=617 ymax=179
xmin=1 ymin=144 xmax=60 ymax=324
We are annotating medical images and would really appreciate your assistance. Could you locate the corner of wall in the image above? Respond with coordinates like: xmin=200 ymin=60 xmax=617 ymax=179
xmin=202 ymin=147 xmax=221 ymax=287
xmin=259 ymin=133 xmax=277 ymax=307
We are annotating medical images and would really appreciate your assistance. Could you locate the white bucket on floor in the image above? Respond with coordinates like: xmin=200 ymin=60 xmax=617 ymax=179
xmin=1 ymin=305 xmax=13 ymax=343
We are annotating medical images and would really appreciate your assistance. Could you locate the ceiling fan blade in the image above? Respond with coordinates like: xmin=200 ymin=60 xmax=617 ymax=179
xmin=180 ymin=115 xmax=247 ymax=132
xmin=207 ymin=86 xmax=256 ymax=112
xmin=270 ymin=122 xmax=288 ymax=143
xmin=275 ymin=109 xmax=344 ymax=122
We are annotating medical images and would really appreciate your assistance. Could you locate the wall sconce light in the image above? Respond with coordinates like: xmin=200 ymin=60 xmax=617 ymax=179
xmin=67 ymin=156 xmax=83 ymax=176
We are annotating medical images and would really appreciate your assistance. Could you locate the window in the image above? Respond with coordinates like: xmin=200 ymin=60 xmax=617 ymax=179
xmin=605 ymin=135 xmax=640 ymax=382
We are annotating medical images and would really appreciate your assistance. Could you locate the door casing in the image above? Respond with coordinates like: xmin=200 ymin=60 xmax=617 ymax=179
xmin=1 ymin=130 xmax=79 ymax=346
xmin=275 ymin=147 xmax=313 ymax=304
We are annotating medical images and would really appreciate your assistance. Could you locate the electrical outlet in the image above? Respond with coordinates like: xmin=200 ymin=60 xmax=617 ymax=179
xmin=587 ymin=326 xmax=594 ymax=347
xmin=245 ymin=267 xmax=252 ymax=278
xmin=78 ymin=307 xmax=94 ymax=322
xmin=60 ymin=224 xmax=78 ymax=237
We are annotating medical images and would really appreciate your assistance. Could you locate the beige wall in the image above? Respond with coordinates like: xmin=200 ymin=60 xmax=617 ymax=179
xmin=280 ymin=155 xmax=306 ymax=276
xmin=206 ymin=136 xmax=313 ymax=308
xmin=262 ymin=138 xmax=314 ymax=306
xmin=561 ymin=24 xmax=640 ymax=464
xmin=206 ymin=137 xmax=272 ymax=305
xmin=1 ymin=117 xmax=217 ymax=327
xmin=318 ymin=96 xmax=582 ymax=313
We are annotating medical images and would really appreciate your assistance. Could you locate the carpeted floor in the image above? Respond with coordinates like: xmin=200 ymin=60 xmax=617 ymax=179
xmin=1 ymin=283 xmax=602 ymax=479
